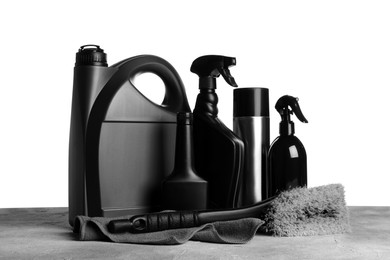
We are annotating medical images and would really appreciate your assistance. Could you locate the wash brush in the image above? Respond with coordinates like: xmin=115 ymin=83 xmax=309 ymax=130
xmin=108 ymin=184 xmax=350 ymax=236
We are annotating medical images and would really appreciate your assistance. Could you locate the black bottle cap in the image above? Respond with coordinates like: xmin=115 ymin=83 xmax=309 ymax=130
xmin=233 ymin=88 xmax=269 ymax=117
xmin=75 ymin=44 xmax=108 ymax=67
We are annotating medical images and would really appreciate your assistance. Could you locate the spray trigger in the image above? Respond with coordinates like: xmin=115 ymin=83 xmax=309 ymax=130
xmin=218 ymin=67 xmax=237 ymax=87
xmin=275 ymin=95 xmax=308 ymax=123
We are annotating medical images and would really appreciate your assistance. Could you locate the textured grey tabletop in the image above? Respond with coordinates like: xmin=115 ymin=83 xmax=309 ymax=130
xmin=0 ymin=207 xmax=389 ymax=259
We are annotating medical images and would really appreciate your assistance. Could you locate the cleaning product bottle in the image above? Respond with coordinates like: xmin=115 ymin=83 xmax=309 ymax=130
xmin=162 ymin=112 xmax=207 ymax=210
xmin=191 ymin=55 xmax=244 ymax=209
xmin=268 ymin=95 xmax=308 ymax=198
xmin=233 ymin=88 xmax=269 ymax=207
xmin=69 ymin=45 xmax=191 ymax=225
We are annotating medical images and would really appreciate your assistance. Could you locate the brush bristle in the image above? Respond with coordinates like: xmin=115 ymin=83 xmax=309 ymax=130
xmin=263 ymin=184 xmax=350 ymax=237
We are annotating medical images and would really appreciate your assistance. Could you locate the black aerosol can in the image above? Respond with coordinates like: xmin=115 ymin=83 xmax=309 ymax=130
xmin=233 ymin=88 xmax=270 ymax=206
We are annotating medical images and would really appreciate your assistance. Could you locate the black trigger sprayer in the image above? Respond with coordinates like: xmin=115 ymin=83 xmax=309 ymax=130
xmin=190 ymin=55 xmax=237 ymax=89
xmin=268 ymin=95 xmax=308 ymax=198
xmin=190 ymin=55 xmax=244 ymax=209
xmin=275 ymin=95 xmax=308 ymax=136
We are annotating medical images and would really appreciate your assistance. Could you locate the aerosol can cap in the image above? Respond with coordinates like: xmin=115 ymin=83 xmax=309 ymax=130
xmin=234 ymin=88 xmax=269 ymax=117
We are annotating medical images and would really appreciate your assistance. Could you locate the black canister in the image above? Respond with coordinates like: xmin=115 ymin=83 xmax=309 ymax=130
xmin=69 ymin=45 xmax=191 ymax=226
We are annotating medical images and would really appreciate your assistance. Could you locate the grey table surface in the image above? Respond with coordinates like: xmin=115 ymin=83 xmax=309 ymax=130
xmin=0 ymin=206 xmax=389 ymax=259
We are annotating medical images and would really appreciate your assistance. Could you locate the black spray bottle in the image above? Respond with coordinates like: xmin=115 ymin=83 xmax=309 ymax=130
xmin=268 ymin=95 xmax=308 ymax=198
xmin=191 ymin=55 xmax=244 ymax=209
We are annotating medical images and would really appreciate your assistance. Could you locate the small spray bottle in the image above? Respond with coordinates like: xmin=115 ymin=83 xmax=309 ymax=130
xmin=268 ymin=95 xmax=308 ymax=198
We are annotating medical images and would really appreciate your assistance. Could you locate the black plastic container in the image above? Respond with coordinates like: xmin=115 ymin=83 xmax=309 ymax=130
xmin=69 ymin=45 xmax=191 ymax=225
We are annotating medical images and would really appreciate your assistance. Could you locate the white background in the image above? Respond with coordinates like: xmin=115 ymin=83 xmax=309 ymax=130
xmin=1 ymin=0 xmax=389 ymax=207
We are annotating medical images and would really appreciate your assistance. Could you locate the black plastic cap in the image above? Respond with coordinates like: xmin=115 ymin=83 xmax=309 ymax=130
xmin=75 ymin=44 xmax=107 ymax=67
xmin=233 ymin=88 xmax=269 ymax=117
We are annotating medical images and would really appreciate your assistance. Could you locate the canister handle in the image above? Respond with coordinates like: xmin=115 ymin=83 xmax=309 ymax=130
xmin=117 ymin=55 xmax=191 ymax=113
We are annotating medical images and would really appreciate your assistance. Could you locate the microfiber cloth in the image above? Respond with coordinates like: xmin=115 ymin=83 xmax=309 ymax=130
xmin=73 ymin=216 xmax=263 ymax=245
xmin=73 ymin=184 xmax=350 ymax=244
xmin=262 ymin=184 xmax=350 ymax=236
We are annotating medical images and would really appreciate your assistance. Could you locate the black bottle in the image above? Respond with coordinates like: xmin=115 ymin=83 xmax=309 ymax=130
xmin=268 ymin=95 xmax=308 ymax=198
xmin=162 ymin=112 xmax=208 ymax=210
xmin=191 ymin=55 xmax=244 ymax=209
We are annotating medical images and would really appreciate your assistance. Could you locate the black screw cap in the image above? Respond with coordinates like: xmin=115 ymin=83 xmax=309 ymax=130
xmin=75 ymin=44 xmax=107 ymax=67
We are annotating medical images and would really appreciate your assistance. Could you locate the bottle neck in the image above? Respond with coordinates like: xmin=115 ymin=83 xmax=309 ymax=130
xmin=279 ymin=112 xmax=295 ymax=136
xmin=173 ymin=118 xmax=196 ymax=173
xmin=194 ymin=89 xmax=219 ymax=117
xmin=199 ymin=77 xmax=216 ymax=90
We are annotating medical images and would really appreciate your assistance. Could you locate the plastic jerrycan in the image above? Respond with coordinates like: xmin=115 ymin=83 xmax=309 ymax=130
xmin=69 ymin=45 xmax=191 ymax=226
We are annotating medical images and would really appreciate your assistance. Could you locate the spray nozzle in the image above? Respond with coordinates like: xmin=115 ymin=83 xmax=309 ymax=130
xmin=190 ymin=55 xmax=238 ymax=89
xmin=275 ymin=95 xmax=308 ymax=135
